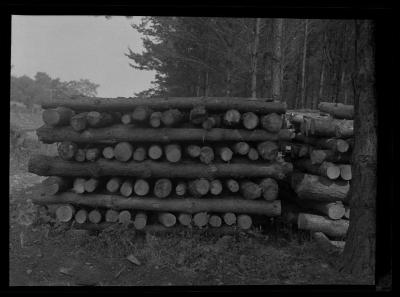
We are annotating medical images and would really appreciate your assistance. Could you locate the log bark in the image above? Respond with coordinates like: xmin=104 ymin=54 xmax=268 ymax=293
xmin=74 ymin=209 xmax=87 ymax=224
xmin=154 ymin=179 xmax=172 ymax=198
xmin=42 ymin=107 xmax=75 ymax=126
xmin=226 ymin=179 xmax=240 ymax=193
xmin=120 ymin=113 xmax=132 ymax=125
xmin=86 ymin=111 xmax=114 ymax=128
xmin=134 ymin=179 xmax=150 ymax=196
xmin=161 ymin=109 xmax=183 ymax=127
xmin=41 ymin=177 xmax=71 ymax=195
xmin=217 ymin=147 xmax=233 ymax=162
xmin=210 ymin=179 xmax=223 ymax=196
xmin=242 ymin=112 xmax=259 ymax=130
xmin=189 ymin=105 xmax=208 ymax=125
xmin=313 ymin=232 xmax=345 ymax=254
xmin=33 ymin=193 xmax=282 ymax=216
xmin=118 ymin=210 xmax=131 ymax=224
xmin=85 ymin=148 xmax=101 ymax=162
xmin=186 ymin=145 xmax=201 ymax=158
xmin=297 ymin=213 xmax=349 ymax=237
xmin=240 ymin=181 xmax=262 ymax=200
xmin=165 ymin=144 xmax=182 ymax=163
xmin=247 ymin=148 xmax=259 ymax=161
xmin=237 ymin=214 xmax=252 ymax=230
xmin=295 ymin=159 xmax=341 ymax=180
xmin=202 ymin=115 xmax=221 ymax=130
xmin=56 ymin=205 xmax=75 ymax=222
xmin=291 ymin=173 xmax=350 ymax=202
xmin=233 ymin=142 xmax=250 ymax=155
xmin=339 ymin=164 xmax=352 ymax=181
xmin=158 ymin=212 xmax=176 ymax=227
xmin=261 ymin=113 xmax=283 ymax=133
xmin=148 ymin=145 xmax=163 ymax=160
xmin=257 ymin=141 xmax=279 ymax=161
xmin=74 ymin=148 xmax=86 ymax=162
xmin=41 ymin=97 xmax=286 ymax=114
xmin=29 ymin=155 xmax=293 ymax=179
xmin=259 ymin=178 xmax=279 ymax=201
xmin=310 ymin=149 xmax=351 ymax=165
xmin=37 ymin=125 xmax=295 ymax=144
xmin=133 ymin=147 xmax=147 ymax=162
xmin=199 ymin=146 xmax=214 ymax=164
xmin=189 ymin=178 xmax=210 ymax=197
xmin=309 ymin=118 xmax=354 ymax=138
xmin=57 ymin=142 xmax=78 ymax=161
xmin=223 ymin=109 xmax=241 ymax=126
xmin=132 ymin=106 xmax=153 ymax=122
xmin=209 ymin=214 xmax=222 ymax=227
xmin=102 ymin=146 xmax=115 ymax=160
xmin=178 ymin=213 xmax=192 ymax=226
xmin=303 ymin=201 xmax=345 ymax=220
xmin=223 ymin=213 xmax=236 ymax=226
xmin=133 ymin=212 xmax=147 ymax=230
xmin=106 ymin=177 xmax=122 ymax=193
xmin=318 ymin=102 xmax=354 ymax=120
xmin=114 ymin=142 xmax=133 ymax=162
xmin=84 ymin=178 xmax=99 ymax=193
xmin=193 ymin=212 xmax=209 ymax=228
xmin=175 ymin=182 xmax=187 ymax=196
xmin=73 ymin=178 xmax=86 ymax=194
xmin=294 ymin=133 xmax=350 ymax=153
xmin=120 ymin=180 xmax=133 ymax=197
xmin=70 ymin=112 xmax=88 ymax=132
xmin=105 ymin=209 xmax=119 ymax=222
xmin=149 ymin=111 xmax=162 ymax=128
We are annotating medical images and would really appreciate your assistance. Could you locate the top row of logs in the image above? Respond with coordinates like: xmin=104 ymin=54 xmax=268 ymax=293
xmin=43 ymin=106 xmax=285 ymax=132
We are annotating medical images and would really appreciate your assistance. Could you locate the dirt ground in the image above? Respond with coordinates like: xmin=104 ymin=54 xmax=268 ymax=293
xmin=9 ymin=106 xmax=365 ymax=286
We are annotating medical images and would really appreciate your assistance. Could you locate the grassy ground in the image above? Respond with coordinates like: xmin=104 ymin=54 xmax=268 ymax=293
xmin=9 ymin=106 xmax=365 ymax=286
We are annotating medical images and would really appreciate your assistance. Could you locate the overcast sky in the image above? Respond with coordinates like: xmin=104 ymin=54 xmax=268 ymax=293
xmin=11 ymin=15 xmax=156 ymax=97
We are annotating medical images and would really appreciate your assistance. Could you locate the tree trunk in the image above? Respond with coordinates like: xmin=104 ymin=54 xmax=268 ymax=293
xmin=339 ymin=20 xmax=376 ymax=280
xmin=310 ymin=149 xmax=351 ymax=165
xmin=86 ymin=111 xmax=114 ymax=128
xmin=272 ymin=18 xmax=283 ymax=101
xmin=41 ymin=177 xmax=71 ymax=195
xmin=149 ymin=111 xmax=162 ymax=128
xmin=261 ymin=113 xmax=283 ymax=133
xmin=318 ymin=102 xmax=354 ymax=120
xmin=131 ymin=106 xmax=153 ymax=122
xmin=300 ymin=19 xmax=309 ymax=108
xmin=302 ymin=201 xmax=346 ymax=220
xmin=317 ymin=32 xmax=327 ymax=107
xmin=294 ymin=159 xmax=341 ymax=180
xmin=70 ymin=112 xmax=88 ymax=132
xmin=251 ymin=18 xmax=262 ymax=98
xmin=313 ymin=232 xmax=345 ymax=254
xmin=298 ymin=213 xmax=348 ymax=238
xmin=294 ymin=134 xmax=350 ymax=153
xmin=42 ymin=107 xmax=75 ymax=127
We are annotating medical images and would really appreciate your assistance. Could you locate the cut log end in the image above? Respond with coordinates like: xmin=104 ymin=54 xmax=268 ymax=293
xmin=114 ymin=142 xmax=133 ymax=162
xmin=237 ymin=214 xmax=252 ymax=230
xmin=154 ymin=179 xmax=172 ymax=198
xmin=148 ymin=145 xmax=163 ymax=160
xmin=133 ymin=212 xmax=147 ymax=230
xmin=158 ymin=212 xmax=176 ymax=227
xmin=74 ymin=209 xmax=88 ymax=224
xmin=209 ymin=214 xmax=222 ymax=227
xmin=223 ymin=213 xmax=237 ymax=226
xmin=193 ymin=212 xmax=209 ymax=228
xmin=134 ymin=179 xmax=150 ymax=196
xmin=56 ymin=205 xmax=75 ymax=222
xmin=118 ymin=210 xmax=132 ymax=224
xmin=178 ymin=213 xmax=192 ymax=226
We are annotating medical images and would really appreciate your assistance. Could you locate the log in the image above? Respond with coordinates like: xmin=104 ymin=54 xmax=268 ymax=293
xmin=202 ymin=115 xmax=221 ymax=130
xmin=84 ymin=178 xmax=99 ymax=193
xmin=74 ymin=209 xmax=87 ymax=224
xmin=237 ymin=214 xmax=252 ymax=230
xmin=154 ymin=178 xmax=172 ymax=198
xmin=106 ymin=177 xmax=122 ymax=193
xmin=242 ymin=112 xmax=259 ymax=130
xmin=105 ymin=209 xmax=119 ymax=223
xmin=133 ymin=147 xmax=147 ymax=162
xmin=257 ymin=141 xmax=279 ymax=161
xmin=37 ymin=125 xmax=295 ymax=144
xmin=165 ymin=144 xmax=182 ymax=163
xmin=73 ymin=178 xmax=86 ymax=194
xmin=86 ymin=111 xmax=114 ymax=128
xmin=189 ymin=178 xmax=210 ymax=197
xmin=309 ymin=118 xmax=354 ymax=138
xmin=102 ymin=146 xmax=115 ymax=160
xmin=120 ymin=113 xmax=132 ymax=125
xmin=57 ymin=142 xmax=78 ymax=161
xmin=223 ymin=213 xmax=236 ymax=226
xmin=133 ymin=212 xmax=147 ymax=230
xmin=294 ymin=159 xmax=341 ymax=180
xmin=291 ymin=173 xmax=350 ymax=202
xmin=161 ymin=109 xmax=183 ymax=127
xmin=85 ymin=148 xmax=101 ymax=162
xmin=193 ymin=212 xmax=209 ymax=228
xmin=42 ymin=107 xmax=75 ymax=126
xmin=178 ymin=213 xmax=192 ymax=226
xmin=118 ymin=210 xmax=131 ymax=224
xmin=210 ymin=179 xmax=223 ymax=196
xmin=114 ymin=142 xmax=133 ymax=162
xmin=56 ymin=205 xmax=75 ymax=222
xmin=310 ymin=149 xmax=351 ymax=165
xmin=303 ymin=201 xmax=345 ymax=220
xmin=241 ymin=181 xmax=262 ymax=200
xmin=131 ymin=106 xmax=153 ymax=122
xmin=233 ymin=142 xmax=250 ymax=155
xmin=148 ymin=144 xmax=163 ymax=160
xmin=259 ymin=178 xmax=279 ymax=201
xmin=344 ymin=206 xmax=350 ymax=219
xmin=74 ymin=148 xmax=86 ymax=162
xmin=149 ymin=111 xmax=162 ymax=128
xmin=33 ymin=193 xmax=282 ymax=216
xmin=133 ymin=179 xmax=150 ymax=196
xmin=313 ymin=232 xmax=345 ymax=254
xmin=158 ymin=212 xmax=176 ymax=227
xmin=294 ymin=134 xmax=349 ymax=153
xmin=70 ymin=112 xmax=88 ymax=132
xmin=208 ymin=214 xmax=222 ymax=227
xmin=318 ymin=102 xmax=354 ymax=120
xmin=297 ymin=213 xmax=349 ymax=237
xmin=261 ymin=113 xmax=283 ymax=133
xmin=199 ymin=146 xmax=214 ymax=164
xmin=41 ymin=177 xmax=71 ymax=195
xmin=217 ymin=147 xmax=233 ymax=162
xmin=223 ymin=109 xmax=241 ymax=126
xmin=41 ymin=97 xmax=286 ymax=114
xmin=226 ymin=179 xmax=240 ymax=193
xmin=175 ymin=182 xmax=187 ymax=196
xmin=186 ymin=145 xmax=201 ymax=158
xmin=29 ymin=155 xmax=293 ymax=179
xmin=247 ymin=148 xmax=259 ymax=161
xmin=189 ymin=105 xmax=208 ymax=125
xmin=120 ymin=180 xmax=133 ymax=197
xmin=339 ymin=164 xmax=352 ymax=181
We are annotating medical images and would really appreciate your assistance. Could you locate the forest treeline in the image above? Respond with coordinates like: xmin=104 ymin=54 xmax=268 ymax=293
xmin=127 ymin=17 xmax=356 ymax=109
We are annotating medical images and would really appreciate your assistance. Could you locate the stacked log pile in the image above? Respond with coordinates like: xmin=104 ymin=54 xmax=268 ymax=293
xmin=282 ymin=102 xmax=354 ymax=252
xmin=29 ymin=96 xmax=294 ymax=233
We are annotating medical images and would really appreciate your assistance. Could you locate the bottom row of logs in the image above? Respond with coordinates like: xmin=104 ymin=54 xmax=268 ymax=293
xmin=47 ymin=204 xmax=254 ymax=230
